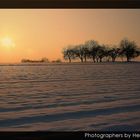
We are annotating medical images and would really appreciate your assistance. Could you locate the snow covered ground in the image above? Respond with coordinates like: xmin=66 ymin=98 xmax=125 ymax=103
xmin=0 ymin=63 xmax=140 ymax=131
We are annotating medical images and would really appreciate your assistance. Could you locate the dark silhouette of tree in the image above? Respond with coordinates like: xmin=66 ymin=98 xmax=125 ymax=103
xmin=52 ymin=59 xmax=62 ymax=63
xmin=82 ymin=45 xmax=90 ymax=62
xmin=73 ymin=45 xmax=85 ymax=63
xmin=85 ymin=40 xmax=99 ymax=63
xmin=21 ymin=58 xmax=49 ymax=63
xmin=120 ymin=39 xmax=139 ymax=62
xmin=135 ymin=49 xmax=140 ymax=57
xmin=62 ymin=46 xmax=75 ymax=63
xmin=108 ymin=46 xmax=120 ymax=62
xmin=118 ymin=48 xmax=125 ymax=62
xmin=62 ymin=38 xmax=140 ymax=63
xmin=21 ymin=59 xmax=30 ymax=63
xmin=41 ymin=57 xmax=49 ymax=63
xmin=96 ymin=45 xmax=106 ymax=62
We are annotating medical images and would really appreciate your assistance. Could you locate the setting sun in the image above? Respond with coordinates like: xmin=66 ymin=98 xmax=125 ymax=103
xmin=0 ymin=9 xmax=139 ymax=63
xmin=1 ymin=37 xmax=15 ymax=48
xmin=0 ymin=8 xmax=140 ymax=133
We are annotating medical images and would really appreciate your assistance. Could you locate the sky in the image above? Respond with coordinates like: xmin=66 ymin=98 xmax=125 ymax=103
xmin=0 ymin=9 xmax=140 ymax=63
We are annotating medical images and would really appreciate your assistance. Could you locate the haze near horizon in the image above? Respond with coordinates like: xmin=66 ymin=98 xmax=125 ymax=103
xmin=0 ymin=9 xmax=140 ymax=63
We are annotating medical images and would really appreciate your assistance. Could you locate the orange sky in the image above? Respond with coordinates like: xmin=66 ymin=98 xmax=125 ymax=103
xmin=0 ymin=9 xmax=140 ymax=63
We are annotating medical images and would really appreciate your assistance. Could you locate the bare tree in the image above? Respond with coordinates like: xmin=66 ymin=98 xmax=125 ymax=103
xmin=120 ymin=39 xmax=139 ymax=62
xmin=82 ymin=45 xmax=90 ymax=62
xmin=41 ymin=57 xmax=49 ymax=63
xmin=62 ymin=46 xmax=75 ymax=63
xmin=85 ymin=40 xmax=99 ymax=63
xmin=108 ymin=46 xmax=120 ymax=62
xmin=96 ymin=45 xmax=106 ymax=62
xmin=73 ymin=44 xmax=85 ymax=63
xmin=62 ymin=38 xmax=140 ymax=63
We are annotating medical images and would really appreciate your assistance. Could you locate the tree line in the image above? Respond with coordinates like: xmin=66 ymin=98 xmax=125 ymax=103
xmin=62 ymin=38 xmax=140 ymax=63
xmin=21 ymin=58 xmax=49 ymax=63
xmin=21 ymin=58 xmax=62 ymax=63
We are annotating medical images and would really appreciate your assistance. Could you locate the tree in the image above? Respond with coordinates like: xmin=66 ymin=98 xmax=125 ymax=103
xmin=120 ymin=39 xmax=139 ymax=62
xmin=85 ymin=40 xmax=99 ymax=62
xmin=41 ymin=57 xmax=49 ymax=63
xmin=96 ymin=45 xmax=106 ymax=62
xmin=108 ymin=46 xmax=120 ymax=62
xmin=73 ymin=44 xmax=85 ymax=63
xmin=62 ymin=46 xmax=75 ymax=63
xmin=21 ymin=59 xmax=30 ymax=63
xmin=52 ymin=59 xmax=62 ymax=63
xmin=62 ymin=38 xmax=140 ymax=63
xmin=135 ymin=49 xmax=140 ymax=57
xmin=82 ymin=45 xmax=90 ymax=62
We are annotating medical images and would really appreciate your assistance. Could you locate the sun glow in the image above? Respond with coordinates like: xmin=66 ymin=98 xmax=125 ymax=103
xmin=1 ymin=37 xmax=15 ymax=48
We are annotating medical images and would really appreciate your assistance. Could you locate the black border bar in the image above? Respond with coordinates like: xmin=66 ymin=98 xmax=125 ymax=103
xmin=0 ymin=132 xmax=140 ymax=140
xmin=0 ymin=0 xmax=140 ymax=8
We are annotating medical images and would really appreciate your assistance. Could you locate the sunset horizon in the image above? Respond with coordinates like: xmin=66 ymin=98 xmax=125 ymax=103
xmin=0 ymin=9 xmax=140 ymax=63
xmin=0 ymin=8 xmax=140 ymax=133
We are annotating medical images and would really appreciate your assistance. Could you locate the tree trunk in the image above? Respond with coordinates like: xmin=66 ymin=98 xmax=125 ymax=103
xmin=112 ymin=57 xmax=115 ymax=62
xmin=68 ymin=57 xmax=71 ymax=63
xmin=84 ymin=56 xmax=87 ymax=62
xmin=126 ymin=56 xmax=130 ymax=62
xmin=80 ymin=57 xmax=83 ymax=63
xmin=92 ymin=56 xmax=95 ymax=63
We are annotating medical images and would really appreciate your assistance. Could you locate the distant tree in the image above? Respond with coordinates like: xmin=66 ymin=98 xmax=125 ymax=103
xmin=108 ymin=46 xmax=120 ymax=62
xmin=73 ymin=44 xmax=85 ymax=62
xmin=62 ymin=38 xmax=140 ymax=63
xmin=55 ymin=59 xmax=62 ymax=63
xmin=62 ymin=46 xmax=75 ymax=63
xmin=118 ymin=47 xmax=125 ymax=62
xmin=21 ymin=59 xmax=30 ymax=63
xmin=41 ymin=57 xmax=49 ymax=63
xmin=21 ymin=59 xmax=26 ymax=63
xmin=102 ymin=46 xmax=111 ymax=62
xmin=21 ymin=58 xmax=50 ymax=63
xmin=85 ymin=40 xmax=99 ymax=62
xmin=52 ymin=59 xmax=62 ymax=63
xmin=82 ymin=45 xmax=90 ymax=62
xmin=96 ymin=45 xmax=106 ymax=62
xmin=135 ymin=49 xmax=140 ymax=57
xmin=120 ymin=39 xmax=139 ymax=62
